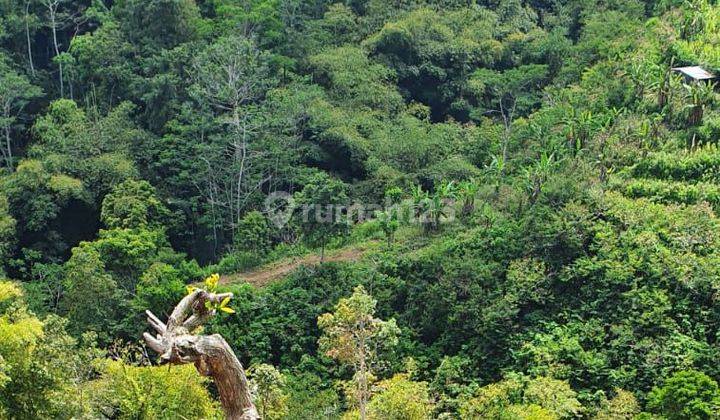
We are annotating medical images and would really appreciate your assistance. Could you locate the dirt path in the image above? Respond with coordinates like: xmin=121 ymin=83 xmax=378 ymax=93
xmin=220 ymin=244 xmax=371 ymax=288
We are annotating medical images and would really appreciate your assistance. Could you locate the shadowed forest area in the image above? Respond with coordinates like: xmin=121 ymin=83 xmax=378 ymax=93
xmin=2 ymin=0 xmax=720 ymax=418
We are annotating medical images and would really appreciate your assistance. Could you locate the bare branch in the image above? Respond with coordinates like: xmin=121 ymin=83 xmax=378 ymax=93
xmin=143 ymin=289 xmax=258 ymax=420
xmin=142 ymin=332 xmax=165 ymax=353
xmin=146 ymin=310 xmax=167 ymax=335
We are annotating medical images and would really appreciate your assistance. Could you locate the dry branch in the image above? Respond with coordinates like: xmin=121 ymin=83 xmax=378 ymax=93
xmin=143 ymin=289 xmax=258 ymax=420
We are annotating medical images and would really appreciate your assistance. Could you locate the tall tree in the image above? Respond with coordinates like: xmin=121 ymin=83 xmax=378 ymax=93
xmin=248 ymin=363 xmax=289 ymax=419
xmin=470 ymin=64 xmax=548 ymax=174
xmin=190 ymin=34 xmax=274 ymax=245
xmin=318 ymin=285 xmax=400 ymax=420
xmin=41 ymin=0 xmax=67 ymax=96
xmin=0 ymin=56 xmax=42 ymax=170
xmin=114 ymin=0 xmax=200 ymax=51
xmin=294 ymin=172 xmax=349 ymax=261
xmin=24 ymin=0 xmax=37 ymax=75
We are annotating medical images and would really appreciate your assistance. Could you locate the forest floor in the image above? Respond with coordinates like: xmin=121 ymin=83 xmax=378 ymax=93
xmin=220 ymin=242 xmax=374 ymax=287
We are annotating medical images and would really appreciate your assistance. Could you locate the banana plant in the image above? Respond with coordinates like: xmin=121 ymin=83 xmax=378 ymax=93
xmin=425 ymin=194 xmax=448 ymax=233
xmin=375 ymin=209 xmax=400 ymax=245
xmin=435 ymin=180 xmax=457 ymax=201
xmin=411 ymin=185 xmax=430 ymax=219
xmin=683 ymin=80 xmax=716 ymax=127
xmin=458 ymin=179 xmax=480 ymax=217
xmin=524 ymin=152 xmax=558 ymax=205
xmin=485 ymin=154 xmax=505 ymax=196
xmin=681 ymin=0 xmax=709 ymax=39
xmin=427 ymin=181 xmax=457 ymax=232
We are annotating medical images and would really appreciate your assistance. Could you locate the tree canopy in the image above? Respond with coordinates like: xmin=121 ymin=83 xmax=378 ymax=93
xmin=1 ymin=0 xmax=720 ymax=418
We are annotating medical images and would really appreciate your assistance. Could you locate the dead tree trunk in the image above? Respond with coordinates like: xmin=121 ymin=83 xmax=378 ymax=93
xmin=143 ymin=289 xmax=259 ymax=420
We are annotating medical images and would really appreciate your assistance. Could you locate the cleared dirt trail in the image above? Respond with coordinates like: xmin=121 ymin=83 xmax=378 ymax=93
xmin=220 ymin=244 xmax=371 ymax=288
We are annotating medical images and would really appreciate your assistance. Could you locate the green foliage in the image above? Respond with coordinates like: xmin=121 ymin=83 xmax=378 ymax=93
xmin=285 ymin=371 xmax=341 ymax=419
xmin=248 ymin=363 xmax=288 ymax=420
xmin=375 ymin=209 xmax=400 ymax=245
xmin=459 ymin=376 xmax=582 ymax=419
xmin=0 ymin=281 xmax=43 ymax=416
xmin=309 ymin=46 xmax=403 ymax=113
xmin=318 ymin=285 xmax=400 ymax=369
xmin=0 ymin=281 xmax=101 ymax=418
xmin=647 ymin=370 xmax=720 ymax=419
xmin=89 ymin=227 xmax=172 ymax=288
xmin=294 ymin=173 xmax=350 ymax=256
xmin=470 ymin=64 xmax=549 ymax=120
xmin=215 ymin=250 xmax=264 ymax=274
xmin=318 ymin=285 xmax=400 ymax=417
xmin=622 ymin=177 xmax=720 ymax=209
xmin=595 ymin=389 xmax=640 ymax=420
xmin=367 ymin=116 xmax=476 ymax=182
xmin=101 ymin=179 xmax=169 ymax=229
xmin=234 ymin=210 xmax=273 ymax=255
xmin=113 ymin=0 xmax=200 ymax=50
xmin=430 ymin=355 xmax=477 ymax=416
xmin=3 ymin=159 xmax=87 ymax=233
xmin=61 ymin=244 xmax=122 ymax=341
xmin=632 ymin=145 xmax=720 ymax=182
xmin=0 ymin=54 xmax=42 ymax=170
xmin=366 ymin=7 xmax=502 ymax=120
xmin=132 ymin=262 xmax=185 ymax=318
xmin=208 ymin=264 xmax=366 ymax=367
xmin=30 ymin=100 xmax=140 ymax=197
xmin=367 ymin=373 xmax=433 ymax=420
xmin=60 ymin=223 xmax=193 ymax=341
xmin=0 ymin=195 xmax=15 ymax=273
xmin=3 ymin=0 xmax=720 ymax=417
xmin=1 ymin=99 xmax=142 ymax=259
xmin=90 ymin=360 xmax=221 ymax=419
xmin=210 ymin=0 xmax=284 ymax=47
xmin=191 ymin=34 xmax=272 ymax=110
xmin=67 ymin=20 xmax=135 ymax=107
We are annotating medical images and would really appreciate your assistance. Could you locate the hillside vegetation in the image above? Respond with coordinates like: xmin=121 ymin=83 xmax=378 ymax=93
xmin=2 ymin=0 xmax=720 ymax=418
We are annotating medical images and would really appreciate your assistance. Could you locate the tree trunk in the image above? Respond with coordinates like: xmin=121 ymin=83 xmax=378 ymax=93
xmin=25 ymin=1 xmax=35 ymax=76
xmin=690 ymin=104 xmax=703 ymax=126
xmin=3 ymin=123 xmax=13 ymax=171
xmin=48 ymin=4 xmax=63 ymax=97
xmin=357 ymin=331 xmax=368 ymax=420
xmin=143 ymin=290 xmax=259 ymax=420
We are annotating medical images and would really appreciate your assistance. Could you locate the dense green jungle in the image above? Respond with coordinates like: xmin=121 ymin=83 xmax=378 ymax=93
xmin=1 ymin=0 xmax=720 ymax=418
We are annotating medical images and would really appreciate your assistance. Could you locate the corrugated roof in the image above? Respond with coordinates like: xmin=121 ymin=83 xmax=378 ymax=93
xmin=672 ymin=66 xmax=716 ymax=80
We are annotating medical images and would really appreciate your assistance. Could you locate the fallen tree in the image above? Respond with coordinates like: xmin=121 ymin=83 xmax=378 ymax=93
xmin=143 ymin=288 xmax=259 ymax=420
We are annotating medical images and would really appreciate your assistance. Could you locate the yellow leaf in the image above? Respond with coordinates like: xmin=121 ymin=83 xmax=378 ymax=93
xmin=219 ymin=306 xmax=235 ymax=314
xmin=186 ymin=285 xmax=196 ymax=295
xmin=220 ymin=296 xmax=231 ymax=308
xmin=204 ymin=273 xmax=220 ymax=291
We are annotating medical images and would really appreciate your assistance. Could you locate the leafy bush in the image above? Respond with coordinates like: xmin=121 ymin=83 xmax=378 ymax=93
xmin=647 ymin=370 xmax=720 ymax=420
xmin=215 ymin=251 xmax=264 ymax=274
xmin=90 ymin=361 xmax=221 ymax=419
xmin=632 ymin=146 xmax=720 ymax=182
xmin=234 ymin=210 xmax=274 ymax=255
xmin=622 ymin=178 xmax=720 ymax=210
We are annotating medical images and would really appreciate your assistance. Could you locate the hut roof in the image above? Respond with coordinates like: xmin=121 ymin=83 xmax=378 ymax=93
xmin=672 ymin=66 xmax=716 ymax=81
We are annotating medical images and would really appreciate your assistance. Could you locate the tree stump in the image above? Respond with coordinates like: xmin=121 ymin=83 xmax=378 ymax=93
xmin=143 ymin=289 xmax=259 ymax=420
